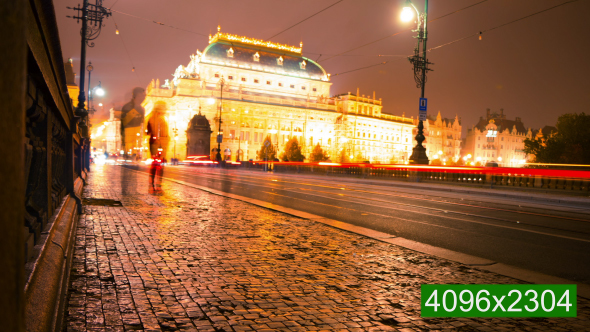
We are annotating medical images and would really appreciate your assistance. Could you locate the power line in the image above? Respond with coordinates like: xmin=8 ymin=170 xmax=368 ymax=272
xmin=319 ymin=0 xmax=489 ymax=63
xmin=332 ymin=61 xmax=389 ymax=77
xmin=267 ymin=0 xmax=344 ymax=40
xmin=428 ymin=0 xmax=581 ymax=52
xmin=112 ymin=16 xmax=141 ymax=85
xmin=111 ymin=9 xmax=208 ymax=37
xmin=332 ymin=0 xmax=581 ymax=77
xmin=109 ymin=0 xmax=120 ymax=10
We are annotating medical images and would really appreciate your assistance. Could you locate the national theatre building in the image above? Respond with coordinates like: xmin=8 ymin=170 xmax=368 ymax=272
xmin=142 ymin=27 xmax=417 ymax=163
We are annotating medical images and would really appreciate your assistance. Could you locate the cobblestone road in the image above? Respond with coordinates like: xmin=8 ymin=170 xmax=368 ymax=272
xmin=65 ymin=165 xmax=590 ymax=331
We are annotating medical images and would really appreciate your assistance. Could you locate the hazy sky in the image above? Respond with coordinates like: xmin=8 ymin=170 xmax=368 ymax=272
xmin=54 ymin=0 xmax=590 ymax=134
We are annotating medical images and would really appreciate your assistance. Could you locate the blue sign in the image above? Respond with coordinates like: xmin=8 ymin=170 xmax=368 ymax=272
xmin=419 ymin=98 xmax=427 ymax=111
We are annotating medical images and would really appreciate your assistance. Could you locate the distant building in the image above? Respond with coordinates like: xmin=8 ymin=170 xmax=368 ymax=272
xmin=64 ymin=58 xmax=79 ymax=108
xmin=413 ymin=111 xmax=462 ymax=163
xmin=463 ymin=108 xmax=533 ymax=167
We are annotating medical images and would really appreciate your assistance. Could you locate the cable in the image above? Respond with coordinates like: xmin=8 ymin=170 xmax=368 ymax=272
xmin=112 ymin=16 xmax=141 ymax=85
xmin=267 ymin=0 xmax=344 ymax=40
xmin=111 ymin=9 xmax=208 ymax=37
xmin=332 ymin=0 xmax=581 ymax=77
xmin=332 ymin=61 xmax=389 ymax=77
xmin=109 ymin=0 xmax=120 ymax=10
xmin=319 ymin=0 xmax=489 ymax=63
xmin=428 ymin=0 xmax=581 ymax=52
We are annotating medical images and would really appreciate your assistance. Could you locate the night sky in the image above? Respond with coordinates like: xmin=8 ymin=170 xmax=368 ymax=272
xmin=54 ymin=0 xmax=590 ymax=135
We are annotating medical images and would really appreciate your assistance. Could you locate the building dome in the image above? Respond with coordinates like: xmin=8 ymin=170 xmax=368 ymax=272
xmin=189 ymin=113 xmax=211 ymax=130
xmin=201 ymin=29 xmax=328 ymax=81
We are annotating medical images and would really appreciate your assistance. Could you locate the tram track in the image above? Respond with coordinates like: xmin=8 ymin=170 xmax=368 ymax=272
xmin=171 ymin=167 xmax=590 ymax=226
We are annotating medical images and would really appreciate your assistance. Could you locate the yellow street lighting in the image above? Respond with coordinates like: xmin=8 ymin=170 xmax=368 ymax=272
xmin=401 ymin=6 xmax=414 ymax=22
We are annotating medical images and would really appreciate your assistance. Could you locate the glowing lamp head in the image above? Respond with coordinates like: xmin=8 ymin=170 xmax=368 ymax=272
xmin=98 ymin=103 xmax=103 ymax=107
xmin=208 ymin=98 xmax=216 ymax=105
xmin=401 ymin=6 xmax=414 ymax=22
xmin=95 ymin=87 xmax=105 ymax=97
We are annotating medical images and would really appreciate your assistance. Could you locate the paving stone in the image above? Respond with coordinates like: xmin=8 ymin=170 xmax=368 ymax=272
xmin=64 ymin=166 xmax=590 ymax=331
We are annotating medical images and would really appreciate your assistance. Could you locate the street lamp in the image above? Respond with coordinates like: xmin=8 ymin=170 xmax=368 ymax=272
xmin=215 ymin=77 xmax=225 ymax=164
xmin=402 ymin=0 xmax=433 ymax=165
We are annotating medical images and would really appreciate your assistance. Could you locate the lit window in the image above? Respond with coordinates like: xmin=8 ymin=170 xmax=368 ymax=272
xmin=227 ymin=47 xmax=234 ymax=58
xmin=254 ymin=79 xmax=259 ymax=83
xmin=278 ymin=83 xmax=283 ymax=87
xmin=228 ymin=76 xmax=233 ymax=80
xmin=301 ymin=86 xmax=306 ymax=90
xmin=300 ymin=60 xmax=306 ymax=70
xmin=253 ymin=52 xmax=260 ymax=62
xmin=277 ymin=56 xmax=284 ymax=66
xmin=290 ymin=84 xmax=295 ymax=88
xmin=215 ymin=74 xmax=219 ymax=78
xmin=267 ymin=81 xmax=271 ymax=85
xmin=312 ymin=88 xmax=317 ymax=92
xmin=241 ymin=77 xmax=246 ymax=82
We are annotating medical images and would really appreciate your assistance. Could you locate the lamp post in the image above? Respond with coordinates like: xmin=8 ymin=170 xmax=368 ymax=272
xmin=87 ymin=61 xmax=93 ymax=112
xmin=215 ymin=77 xmax=225 ymax=164
xmin=172 ymin=127 xmax=178 ymax=164
xmin=402 ymin=0 xmax=432 ymax=165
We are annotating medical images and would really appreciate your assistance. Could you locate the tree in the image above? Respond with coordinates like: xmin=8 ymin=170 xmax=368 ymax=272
xmin=450 ymin=158 xmax=464 ymax=166
xmin=337 ymin=148 xmax=350 ymax=163
xmin=309 ymin=143 xmax=329 ymax=162
xmin=524 ymin=112 xmax=590 ymax=165
xmin=280 ymin=137 xmax=305 ymax=162
xmin=256 ymin=135 xmax=277 ymax=161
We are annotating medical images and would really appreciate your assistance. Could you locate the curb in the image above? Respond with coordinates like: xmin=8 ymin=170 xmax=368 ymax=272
xmin=129 ymin=167 xmax=590 ymax=299
xmin=24 ymin=177 xmax=83 ymax=332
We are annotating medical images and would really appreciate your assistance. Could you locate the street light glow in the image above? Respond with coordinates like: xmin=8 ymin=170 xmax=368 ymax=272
xmin=401 ymin=6 xmax=414 ymax=22
xmin=208 ymin=98 xmax=216 ymax=105
xmin=95 ymin=87 xmax=105 ymax=96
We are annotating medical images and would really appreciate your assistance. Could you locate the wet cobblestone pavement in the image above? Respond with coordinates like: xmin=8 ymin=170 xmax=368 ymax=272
xmin=65 ymin=166 xmax=590 ymax=331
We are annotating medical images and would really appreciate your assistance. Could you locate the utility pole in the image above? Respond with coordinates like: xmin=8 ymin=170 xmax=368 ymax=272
xmin=67 ymin=0 xmax=111 ymax=169
xmin=403 ymin=0 xmax=432 ymax=165
xmin=67 ymin=0 xmax=111 ymax=117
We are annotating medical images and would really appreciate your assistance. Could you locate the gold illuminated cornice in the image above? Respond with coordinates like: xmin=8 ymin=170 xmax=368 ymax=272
xmin=209 ymin=26 xmax=302 ymax=55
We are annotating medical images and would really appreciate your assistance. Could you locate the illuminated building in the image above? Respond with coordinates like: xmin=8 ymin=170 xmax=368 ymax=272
xmin=464 ymin=108 xmax=533 ymax=167
xmin=413 ymin=112 xmax=462 ymax=163
xmin=143 ymin=27 xmax=415 ymax=162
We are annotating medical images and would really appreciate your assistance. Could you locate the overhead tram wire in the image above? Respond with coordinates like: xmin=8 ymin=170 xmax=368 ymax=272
xmin=267 ymin=0 xmax=344 ymax=40
xmin=332 ymin=0 xmax=581 ymax=77
xmin=318 ymin=0 xmax=489 ymax=63
xmin=109 ymin=0 xmax=120 ymax=10
xmin=428 ymin=0 xmax=581 ymax=53
xmin=111 ymin=9 xmax=208 ymax=37
xmin=112 ymin=15 xmax=142 ymax=85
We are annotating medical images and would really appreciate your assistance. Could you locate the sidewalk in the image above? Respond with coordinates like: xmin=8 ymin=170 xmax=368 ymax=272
xmin=65 ymin=165 xmax=590 ymax=332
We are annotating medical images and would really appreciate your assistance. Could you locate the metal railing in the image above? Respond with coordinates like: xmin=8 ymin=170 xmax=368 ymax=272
xmin=238 ymin=162 xmax=590 ymax=192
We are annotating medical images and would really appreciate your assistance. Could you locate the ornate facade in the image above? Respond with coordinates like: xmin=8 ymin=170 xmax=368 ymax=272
xmin=464 ymin=109 xmax=533 ymax=167
xmin=413 ymin=111 xmax=462 ymax=163
xmin=143 ymin=27 xmax=416 ymax=162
